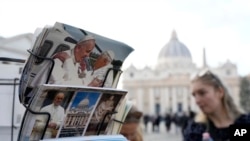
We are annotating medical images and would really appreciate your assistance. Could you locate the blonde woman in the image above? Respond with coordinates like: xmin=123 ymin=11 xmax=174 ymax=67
xmin=184 ymin=69 xmax=250 ymax=141
xmin=120 ymin=105 xmax=143 ymax=141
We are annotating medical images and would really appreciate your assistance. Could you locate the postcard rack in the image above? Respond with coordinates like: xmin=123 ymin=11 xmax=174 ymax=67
xmin=15 ymin=50 xmax=124 ymax=140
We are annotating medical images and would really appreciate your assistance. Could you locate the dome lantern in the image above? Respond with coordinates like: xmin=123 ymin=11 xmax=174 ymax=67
xmin=158 ymin=30 xmax=192 ymax=60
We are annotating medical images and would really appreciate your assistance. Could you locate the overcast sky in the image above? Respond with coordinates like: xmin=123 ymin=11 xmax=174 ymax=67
xmin=1 ymin=0 xmax=250 ymax=76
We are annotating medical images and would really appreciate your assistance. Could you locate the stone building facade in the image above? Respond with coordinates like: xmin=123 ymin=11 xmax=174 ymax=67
xmin=122 ymin=31 xmax=240 ymax=116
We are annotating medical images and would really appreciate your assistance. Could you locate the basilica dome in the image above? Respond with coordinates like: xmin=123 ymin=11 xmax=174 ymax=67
xmin=78 ymin=97 xmax=89 ymax=107
xmin=156 ymin=30 xmax=195 ymax=71
xmin=158 ymin=30 xmax=192 ymax=60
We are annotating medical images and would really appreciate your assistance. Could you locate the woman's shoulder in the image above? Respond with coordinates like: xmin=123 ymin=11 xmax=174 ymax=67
xmin=183 ymin=120 xmax=206 ymax=141
xmin=235 ymin=113 xmax=250 ymax=124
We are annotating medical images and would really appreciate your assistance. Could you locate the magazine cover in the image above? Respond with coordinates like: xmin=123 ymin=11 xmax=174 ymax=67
xmin=18 ymin=84 xmax=127 ymax=141
xmin=19 ymin=22 xmax=133 ymax=104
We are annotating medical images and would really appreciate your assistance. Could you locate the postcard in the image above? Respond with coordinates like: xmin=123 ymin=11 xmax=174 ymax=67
xmin=84 ymin=93 xmax=124 ymax=136
xmin=57 ymin=91 xmax=101 ymax=138
xmin=18 ymin=84 xmax=127 ymax=141
xmin=19 ymin=22 xmax=133 ymax=105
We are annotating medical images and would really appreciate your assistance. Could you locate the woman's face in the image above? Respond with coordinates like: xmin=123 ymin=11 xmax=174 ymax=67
xmin=120 ymin=122 xmax=139 ymax=141
xmin=191 ymin=80 xmax=223 ymax=115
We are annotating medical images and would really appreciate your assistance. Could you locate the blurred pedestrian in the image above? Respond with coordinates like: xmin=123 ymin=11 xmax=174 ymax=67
xmin=143 ymin=114 xmax=150 ymax=132
xmin=164 ymin=113 xmax=172 ymax=132
xmin=120 ymin=105 xmax=143 ymax=141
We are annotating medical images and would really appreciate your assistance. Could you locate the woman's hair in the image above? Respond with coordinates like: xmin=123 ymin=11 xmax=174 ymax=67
xmin=124 ymin=105 xmax=143 ymax=141
xmin=191 ymin=69 xmax=243 ymax=123
xmin=134 ymin=126 xmax=143 ymax=141
xmin=124 ymin=105 xmax=143 ymax=123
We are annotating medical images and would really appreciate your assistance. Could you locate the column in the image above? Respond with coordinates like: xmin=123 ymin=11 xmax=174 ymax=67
xmin=183 ymin=87 xmax=188 ymax=112
xmin=137 ymin=88 xmax=143 ymax=111
xmin=149 ymin=88 xmax=155 ymax=115
xmin=172 ymin=87 xmax=177 ymax=113
xmin=160 ymin=87 xmax=167 ymax=115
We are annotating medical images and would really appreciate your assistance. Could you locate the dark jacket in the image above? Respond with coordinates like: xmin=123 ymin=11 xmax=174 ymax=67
xmin=183 ymin=114 xmax=250 ymax=141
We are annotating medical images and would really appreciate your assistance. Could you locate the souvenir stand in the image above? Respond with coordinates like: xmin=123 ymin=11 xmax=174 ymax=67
xmin=8 ymin=22 xmax=133 ymax=141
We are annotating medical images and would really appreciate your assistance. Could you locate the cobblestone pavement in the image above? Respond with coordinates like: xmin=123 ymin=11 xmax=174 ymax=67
xmin=143 ymin=122 xmax=182 ymax=141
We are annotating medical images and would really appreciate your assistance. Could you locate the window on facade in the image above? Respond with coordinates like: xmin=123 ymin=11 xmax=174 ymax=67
xmin=155 ymin=103 xmax=161 ymax=115
xmin=226 ymin=69 xmax=231 ymax=75
xmin=178 ymin=103 xmax=183 ymax=112
xmin=130 ymin=72 xmax=134 ymax=77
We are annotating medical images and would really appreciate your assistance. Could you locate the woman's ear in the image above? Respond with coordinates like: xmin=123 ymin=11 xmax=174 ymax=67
xmin=217 ymin=87 xmax=224 ymax=98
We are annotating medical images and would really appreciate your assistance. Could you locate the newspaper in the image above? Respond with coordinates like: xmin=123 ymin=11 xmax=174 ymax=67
xmin=19 ymin=22 xmax=133 ymax=104
xmin=18 ymin=84 xmax=127 ymax=141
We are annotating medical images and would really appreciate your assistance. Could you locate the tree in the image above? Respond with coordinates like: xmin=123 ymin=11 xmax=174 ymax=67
xmin=240 ymin=77 xmax=250 ymax=113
